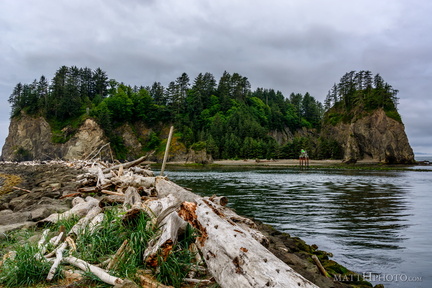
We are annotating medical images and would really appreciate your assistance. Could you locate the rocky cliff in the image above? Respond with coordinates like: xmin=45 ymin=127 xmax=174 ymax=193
xmin=321 ymin=108 xmax=415 ymax=164
xmin=1 ymin=114 xmax=106 ymax=161
xmin=1 ymin=113 xmax=213 ymax=163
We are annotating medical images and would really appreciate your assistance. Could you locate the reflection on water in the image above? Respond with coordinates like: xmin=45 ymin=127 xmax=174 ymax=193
xmin=162 ymin=166 xmax=431 ymax=288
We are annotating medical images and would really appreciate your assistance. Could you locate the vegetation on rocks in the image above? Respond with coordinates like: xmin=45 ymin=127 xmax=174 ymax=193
xmin=323 ymin=70 xmax=401 ymax=125
xmin=6 ymin=67 xmax=409 ymax=164
xmin=7 ymin=66 xmax=328 ymax=160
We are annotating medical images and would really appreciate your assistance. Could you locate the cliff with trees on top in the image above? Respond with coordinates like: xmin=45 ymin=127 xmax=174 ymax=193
xmin=321 ymin=70 xmax=414 ymax=164
xmin=1 ymin=66 xmax=414 ymax=164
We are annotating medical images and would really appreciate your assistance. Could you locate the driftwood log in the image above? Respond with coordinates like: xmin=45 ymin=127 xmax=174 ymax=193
xmin=152 ymin=178 xmax=319 ymax=288
xmin=23 ymin=157 xmax=321 ymax=288
xmin=38 ymin=196 xmax=99 ymax=225
xmin=63 ymin=256 xmax=123 ymax=286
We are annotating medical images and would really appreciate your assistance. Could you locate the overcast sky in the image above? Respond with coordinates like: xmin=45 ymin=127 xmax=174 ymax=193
xmin=1 ymin=0 xmax=431 ymax=155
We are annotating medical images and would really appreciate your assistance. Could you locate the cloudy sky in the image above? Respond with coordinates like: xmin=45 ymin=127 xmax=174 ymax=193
xmin=1 ymin=0 xmax=431 ymax=155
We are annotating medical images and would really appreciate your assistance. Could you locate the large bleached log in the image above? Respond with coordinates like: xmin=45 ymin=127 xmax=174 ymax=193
xmin=129 ymin=166 xmax=154 ymax=177
xmin=143 ymin=211 xmax=188 ymax=267
xmin=141 ymin=193 xmax=189 ymax=266
xmin=178 ymin=199 xmax=319 ymax=288
xmin=145 ymin=194 xmax=180 ymax=223
xmin=63 ymin=256 xmax=123 ymax=286
xmin=111 ymin=174 xmax=155 ymax=189
xmin=155 ymin=178 xmax=199 ymax=203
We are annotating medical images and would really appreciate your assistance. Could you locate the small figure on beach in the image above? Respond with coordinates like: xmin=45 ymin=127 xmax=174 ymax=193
xmin=299 ymin=149 xmax=309 ymax=167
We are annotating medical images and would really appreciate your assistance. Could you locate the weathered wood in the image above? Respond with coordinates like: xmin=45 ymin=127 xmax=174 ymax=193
xmin=47 ymin=242 xmax=67 ymax=281
xmin=36 ymin=229 xmax=50 ymax=259
xmin=50 ymin=231 xmax=64 ymax=247
xmin=69 ymin=205 xmax=103 ymax=235
xmin=106 ymin=239 xmax=129 ymax=270
xmin=12 ymin=186 xmax=32 ymax=193
xmin=99 ymin=195 xmax=125 ymax=207
xmin=39 ymin=197 xmax=99 ymax=225
xmin=63 ymin=256 xmax=123 ymax=286
xmin=178 ymin=199 xmax=319 ymax=288
xmin=155 ymin=178 xmax=199 ymax=204
xmin=144 ymin=211 xmax=188 ymax=267
xmin=124 ymin=186 xmax=142 ymax=210
xmin=183 ymin=278 xmax=213 ymax=285
xmin=138 ymin=274 xmax=173 ymax=288
xmin=72 ymin=196 xmax=86 ymax=206
xmin=65 ymin=236 xmax=77 ymax=252
xmin=102 ymin=153 xmax=152 ymax=174
xmin=88 ymin=213 xmax=104 ymax=233
xmin=77 ymin=186 xmax=99 ymax=193
xmin=101 ymin=189 xmax=125 ymax=197
xmin=160 ymin=126 xmax=174 ymax=176
xmin=60 ymin=192 xmax=82 ymax=199
xmin=312 ymin=255 xmax=329 ymax=277
xmin=96 ymin=166 xmax=104 ymax=186
xmin=130 ymin=166 xmax=154 ymax=177
xmin=215 ymin=203 xmax=269 ymax=247
xmin=111 ymin=174 xmax=155 ymax=189
xmin=207 ymin=195 xmax=228 ymax=206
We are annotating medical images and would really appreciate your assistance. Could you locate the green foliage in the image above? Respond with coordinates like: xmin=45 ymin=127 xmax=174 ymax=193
xmin=324 ymin=70 xmax=402 ymax=124
xmin=13 ymin=147 xmax=31 ymax=161
xmin=156 ymin=225 xmax=196 ymax=288
xmin=49 ymin=214 xmax=81 ymax=232
xmin=48 ymin=114 xmax=88 ymax=144
xmin=9 ymin=65 xmax=332 ymax=160
xmin=146 ymin=131 xmax=161 ymax=150
xmin=109 ymin=135 xmax=128 ymax=160
xmin=385 ymin=110 xmax=402 ymax=122
xmin=190 ymin=141 xmax=206 ymax=151
xmin=316 ymin=138 xmax=344 ymax=159
xmin=75 ymin=208 xmax=127 ymax=263
xmin=111 ymin=211 xmax=155 ymax=280
xmin=0 ymin=243 xmax=54 ymax=287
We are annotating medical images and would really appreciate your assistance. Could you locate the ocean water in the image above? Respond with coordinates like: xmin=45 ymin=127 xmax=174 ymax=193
xmin=163 ymin=165 xmax=431 ymax=288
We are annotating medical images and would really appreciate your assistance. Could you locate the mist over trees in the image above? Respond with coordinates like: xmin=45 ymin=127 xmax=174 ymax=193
xmin=12 ymin=66 xmax=396 ymax=160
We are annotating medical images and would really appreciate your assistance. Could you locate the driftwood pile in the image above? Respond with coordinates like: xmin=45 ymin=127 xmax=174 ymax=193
xmin=2 ymin=156 xmax=319 ymax=287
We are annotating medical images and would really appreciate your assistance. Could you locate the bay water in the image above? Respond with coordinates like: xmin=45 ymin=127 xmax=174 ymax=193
xmin=161 ymin=163 xmax=431 ymax=288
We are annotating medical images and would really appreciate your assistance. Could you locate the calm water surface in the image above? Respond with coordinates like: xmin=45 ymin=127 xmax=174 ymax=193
xmin=161 ymin=165 xmax=431 ymax=288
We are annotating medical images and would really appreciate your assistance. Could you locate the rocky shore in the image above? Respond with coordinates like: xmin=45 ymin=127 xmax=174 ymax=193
xmin=0 ymin=161 xmax=379 ymax=288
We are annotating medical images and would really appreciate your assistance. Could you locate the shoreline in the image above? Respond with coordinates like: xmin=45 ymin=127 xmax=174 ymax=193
xmin=147 ymin=158 xmax=430 ymax=172
xmin=0 ymin=161 xmax=378 ymax=287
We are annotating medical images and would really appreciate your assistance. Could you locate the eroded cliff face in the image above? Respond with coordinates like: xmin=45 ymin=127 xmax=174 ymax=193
xmin=321 ymin=109 xmax=414 ymax=163
xmin=1 ymin=114 xmax=213 ymax=163
xmin=1 ymin=114 xmax=106 ymax=161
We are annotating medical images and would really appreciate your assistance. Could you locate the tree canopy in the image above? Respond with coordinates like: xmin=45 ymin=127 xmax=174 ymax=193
xmin=8 ymin=66 xmax=333 ymax=159
xmin=323 ymin=70 xmax=401 ymax=123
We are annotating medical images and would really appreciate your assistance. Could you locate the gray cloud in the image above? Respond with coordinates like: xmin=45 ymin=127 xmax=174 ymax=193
xmin=1 ymin=0 xmax=432 ymax=154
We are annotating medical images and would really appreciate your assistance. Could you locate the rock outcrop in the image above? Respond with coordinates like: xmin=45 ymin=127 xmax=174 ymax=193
xmin=1 ymin=113 xmax=213 ymax=163
xmin=321 ymin=109 xmax=414 ymax=164
xmin=1 ymin=114 xmax=106 ymax=161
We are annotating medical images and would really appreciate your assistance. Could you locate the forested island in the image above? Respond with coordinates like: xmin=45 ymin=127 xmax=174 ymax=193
xmin=4 ymin=66 xmax=414 ymax=163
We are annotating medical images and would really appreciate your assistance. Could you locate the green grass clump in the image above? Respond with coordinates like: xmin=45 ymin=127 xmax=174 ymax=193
xmin=112 ymin=211 xmax=155 ymax=280
xmin=75 ymin=208 xmax=127 ymax=263
xmin=0 ymin=244 xmax=53 ymax=287
xmin=156 ymin=224 xmax=197 ymax=288
xmin=0 ymin=206 xmax=200 ymax=288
